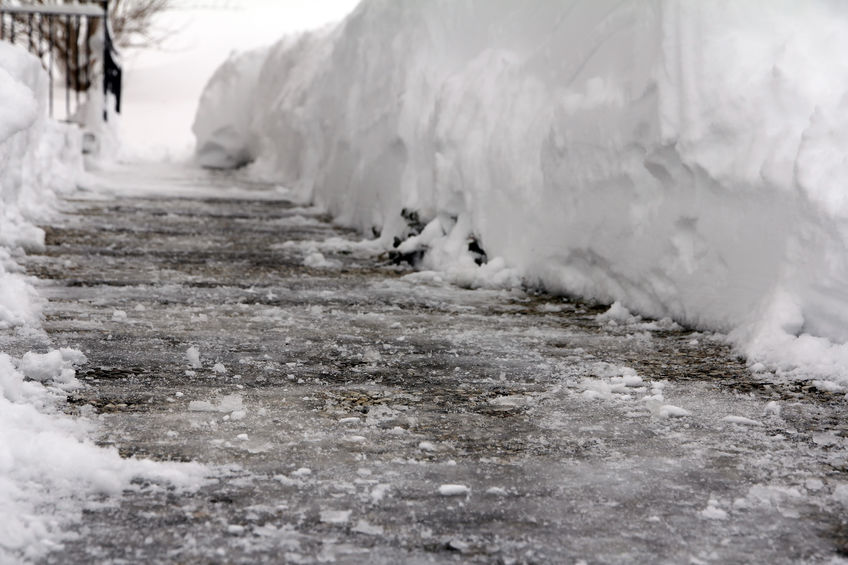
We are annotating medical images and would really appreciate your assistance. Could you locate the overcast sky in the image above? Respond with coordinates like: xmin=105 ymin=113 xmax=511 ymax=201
xmin=121 ymin=0 xmax=360 ymax=159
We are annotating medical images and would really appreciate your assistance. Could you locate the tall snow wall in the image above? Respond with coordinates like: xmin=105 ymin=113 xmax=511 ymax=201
xmin=194 ymin=0 xmax=848 ymax=383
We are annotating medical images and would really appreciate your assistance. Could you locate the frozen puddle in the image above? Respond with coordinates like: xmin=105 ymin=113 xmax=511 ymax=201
xmin=22 ymin=166 xmax=848 ymax=564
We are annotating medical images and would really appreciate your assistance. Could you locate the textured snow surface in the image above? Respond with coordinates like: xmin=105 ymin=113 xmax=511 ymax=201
xmin=195 ymin=0 xmax=848 ymax=384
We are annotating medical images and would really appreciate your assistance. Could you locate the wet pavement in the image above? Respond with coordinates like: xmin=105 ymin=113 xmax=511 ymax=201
xmin=18 ymin=166 xmax=848 ymax=564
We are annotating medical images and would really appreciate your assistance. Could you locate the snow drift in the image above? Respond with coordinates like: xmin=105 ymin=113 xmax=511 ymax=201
xmin=194 ymin=0 xmax=848 ymax=385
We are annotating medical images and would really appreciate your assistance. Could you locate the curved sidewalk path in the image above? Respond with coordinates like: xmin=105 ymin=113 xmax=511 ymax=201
xmin=24 ymin=165 xmax=848 ymax=564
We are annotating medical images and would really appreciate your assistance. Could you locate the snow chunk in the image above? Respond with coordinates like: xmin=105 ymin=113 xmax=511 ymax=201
xmin=658 ymin=405 xmax=692 ymax=419
xmin=319 ymin=510 xmax=351 ymax=524
xmin=303 ymin=252 xmax=342 ymax=269
xmin=370 ymin=483 xmax=390 ymax=504
xmin=812 ymin=380 xmax=845 ymax=393
xmin=362 ymin=348 xmax=382 ymax=364
xmin=338 ymin=417 xmax=360 ymax=425
xmin=699 ymin=499 xmax=728 ymax=520
xmin=438 ymin=484 xmax=470 ymax=497
xmin=644 ymin=395 xmax=691 ymax=419
xmin=834 ymin=484 xmax=848 ymax=506
xmin=188 ymin=394 xmax=243 ymax=414
xmin=19 ymin=348 xmax=86 ymax=386
xmin=352 ymin=519 xmax=384 ymax=536
xmin=763 ymin=401 xmax=782 ymax=417
xmin=185 ymin=346 xmax=202 ymax=369
xmin=722 ymin=415 xmax=762 ymax=427
xmin=597 ymin=302 xmax=638 ymax=325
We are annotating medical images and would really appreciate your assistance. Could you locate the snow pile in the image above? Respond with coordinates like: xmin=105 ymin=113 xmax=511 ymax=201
xmin=195 ymin=1 xmax=848 ymax=384
xmin=0 ymin=42 xmax=82 ymax=329
xmin=0 ymin=349 xmax=205 ymax=561
xmin=0 ymin=43 xmax=82 ymax=244
xmin=0 ymin=43 xmax=206 ymax=561
xmin=193 ymin=47 xmax=268 ymax=168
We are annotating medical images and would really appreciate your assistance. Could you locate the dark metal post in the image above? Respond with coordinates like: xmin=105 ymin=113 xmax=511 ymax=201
xmin=27 ymin=13 xmax=34 ymax=52
xmin=74 ymin=15 xmax=81 ymax=107
xmin=102 ymin=0 xmax=108 ymax=121
xmin=1 ymin=4 xmax=116 ymax=124
xmin=65 ymin=15 xmax=71 ymax=119
xmin=48 ymin=19 xmax=54 ymax=118
xmin=84 ymin=19 xmax=91 ymax=94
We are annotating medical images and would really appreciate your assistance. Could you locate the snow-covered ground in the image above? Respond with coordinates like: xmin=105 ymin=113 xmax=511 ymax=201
xmin=194 ymin=0 xmax=848 ymax=387
xmin=0 ymin=42 xmax=205 ymax=562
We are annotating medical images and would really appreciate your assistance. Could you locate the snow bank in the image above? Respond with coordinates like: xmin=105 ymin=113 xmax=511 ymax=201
xmin=0 ymin=40 xmax=86 ymax=332
xmin=0 ymin=40 xmax=84 ymax=334
xmin=194 ymin=1 xmax=848 ymax=385
xmin=0 ymin=349 xmax=205 ymax=561
xmin=0 ymin=43 xmax=82 ymax=242
xmin=1 ymin=42 xmax=206 ymax=561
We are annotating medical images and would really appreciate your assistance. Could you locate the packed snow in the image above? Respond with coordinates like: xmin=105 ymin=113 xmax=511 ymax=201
xmin=194 ymin=0 xmax=848 ymax=385
xmin=0 ymin=42 xmax=206 ymax=561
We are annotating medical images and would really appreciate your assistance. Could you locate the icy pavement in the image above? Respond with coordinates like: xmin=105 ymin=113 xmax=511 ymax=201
xmin=18 ymin=166 xmax=848 ymax=564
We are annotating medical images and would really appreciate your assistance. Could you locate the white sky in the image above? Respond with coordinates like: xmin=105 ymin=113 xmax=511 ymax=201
xmin=120 ymin=0 xmax=360 ymax=160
